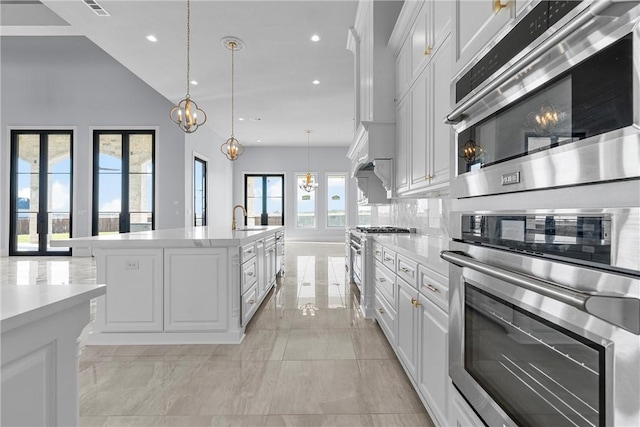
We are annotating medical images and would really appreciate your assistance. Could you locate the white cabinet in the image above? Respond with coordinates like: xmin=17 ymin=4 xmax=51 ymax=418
xmin=392 ymin=0 xmax=453 ymax=197
xmin=163 ymin=248 xmax=228 ymax=332
xmin=453 ymin=0 xmax=514 ymax=75
xmin=94 ymin=248 xmax=163 ymax=333
xmin=265 ymin=237 xmax=276 ymax=290
xmin=450 ymin=385 xmax=485 ymax=427
xmin=256 ymin=239 xmax=266 ymax=300
xmin=418 ymin=294 xmax=449 ymax=426
xmin=396 ymin=277 xmax=420 ymax=381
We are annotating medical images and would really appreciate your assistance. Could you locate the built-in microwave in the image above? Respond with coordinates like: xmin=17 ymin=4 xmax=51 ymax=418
xmin=447 ymin=1 xmax=640 ymax=199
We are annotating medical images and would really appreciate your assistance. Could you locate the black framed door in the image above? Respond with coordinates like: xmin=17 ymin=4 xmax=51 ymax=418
xmin=92 ymin=130 xmax=155 ymax=235
xmin=194 ymin=156 xmax=207 ymax=226
xmin=244 ymin=174 xmax=284 ymax=226
xmin=9 ymin=130 xmax=73 ymax=256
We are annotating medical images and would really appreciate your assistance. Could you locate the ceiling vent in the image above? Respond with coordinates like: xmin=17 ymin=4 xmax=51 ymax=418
xmin=83 ymin=0 xmax=109 ymax=16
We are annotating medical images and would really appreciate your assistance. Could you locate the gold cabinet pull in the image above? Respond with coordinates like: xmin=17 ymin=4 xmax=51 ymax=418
xmin=493 ymin=0 xmax=508 ymax=13
xmin=379 ymin=277 xmax=386 ymax=282
xmin=424 ymin=46 xmax=433 ymax=56
xmin=247 ymin=272 xmax=254 ymax=276
xmin=249 ymin=299 xmax=255 ymax=304
xmin=378 ymin=308 xmax=385 ymax=314
xmin=411 ymin=297 xmax=421 ymax=308
xmin=400 ymin=267 xmax=410 ymax=273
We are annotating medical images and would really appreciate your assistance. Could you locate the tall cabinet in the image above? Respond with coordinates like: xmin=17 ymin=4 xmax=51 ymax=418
xmin=390 ymin=0 xmax=453 ymax=197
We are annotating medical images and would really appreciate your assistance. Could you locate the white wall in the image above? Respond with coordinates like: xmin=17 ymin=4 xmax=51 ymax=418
xmin=232 ymin=146 xmax=357 ymax=241
xmin=0 ymin=36 xmax=232 ymax=255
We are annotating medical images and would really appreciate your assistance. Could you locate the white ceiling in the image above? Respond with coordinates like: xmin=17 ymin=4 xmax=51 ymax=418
xmin=1 ymin=0 xmax=360 ymax=147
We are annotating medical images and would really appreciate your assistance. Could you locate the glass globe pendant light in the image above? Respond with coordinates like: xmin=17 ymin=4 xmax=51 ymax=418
xmin=220 ymin=37 xmax=245 ymax=161
xmin=170 ymin=0 xmax=207 ymax=133
xmin=299 ymin=130 xmax=318 ymax=192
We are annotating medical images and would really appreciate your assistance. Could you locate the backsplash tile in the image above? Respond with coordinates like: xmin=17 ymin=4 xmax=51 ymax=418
xmin=359 ymin=197 xmax=451 ymax=238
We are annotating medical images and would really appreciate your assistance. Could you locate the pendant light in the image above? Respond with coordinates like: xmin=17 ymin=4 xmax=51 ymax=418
xmin=220 ymin=37 xmax=245 ymax=161
xmin=169 ymin=0 xmax=206 ymax=133
xmin=299 ymin=130 xmax=318 ymax=192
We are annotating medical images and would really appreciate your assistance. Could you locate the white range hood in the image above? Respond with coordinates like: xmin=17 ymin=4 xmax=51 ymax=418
xmin=347 ymin=121 xmax=395 ymax=204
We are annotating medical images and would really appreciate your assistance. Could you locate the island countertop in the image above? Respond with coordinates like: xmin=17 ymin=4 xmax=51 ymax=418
xmin=50 ymin=225 xmax=285 ymax=249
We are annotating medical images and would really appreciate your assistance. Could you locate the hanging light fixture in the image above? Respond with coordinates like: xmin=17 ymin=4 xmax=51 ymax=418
xmin=299 ymin=130 xmax=319 ymax=192
xmin=220 ymin=37 xmax=245 ymax=161
xmin=169 ymin=0 xmax=206 ymax=133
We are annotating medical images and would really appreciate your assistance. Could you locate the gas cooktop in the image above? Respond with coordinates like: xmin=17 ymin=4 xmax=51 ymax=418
xmin=355 ymin=226 xmax=411 ymax=234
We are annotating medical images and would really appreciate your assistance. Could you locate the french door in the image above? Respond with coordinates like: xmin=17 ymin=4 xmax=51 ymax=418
xmin=9 ymin=130 xmax=73 ymax=256
xmin=92 ymin=130 xmax=155 ymax=235
xmin=244 ymin=174 xmax=284 ymax=226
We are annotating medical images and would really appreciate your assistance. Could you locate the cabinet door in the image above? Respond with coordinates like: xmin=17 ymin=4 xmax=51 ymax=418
xmin=256 ymin=239 xmax=266 ymax=299
xmin=450 ymin=385 xmax=485 ymax=427
xmin=427 ymin=35 xmax=453 ymax=188
xmin=395 ymin=98 xmax=410 ymax=194
xmin=409 ymin=69 xmax=429 ymax=191
xmin=418 ymin=296 xmax=449 ymax=426
xmin=164 ymin=248 xmax=228 ymax=331
xmin=410 ymin=1 xmax=428 ymax=77
xmin=95 ymin=248 xmax=163 ymax=332
xmin=360 ymin=14 xmax=372 ymax=122
xmin=396 ymin=39 xmax=411 ymax=101
xmin=454 ymin=0 xmax=513 ymax=73
xmin=396 ymin=278 xmax=420 ymax=380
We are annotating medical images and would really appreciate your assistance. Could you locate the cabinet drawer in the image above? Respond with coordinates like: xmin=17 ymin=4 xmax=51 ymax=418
xmin=241 ymin=242 xmax=256 ymax=263
xmin=375 ymin=294 xmax=396 ymax=345
xmin=241 ymin=258 xmax=258 ymax=294
xmin=373 ymin=243 xmax=383 ymax=262
xmin=396 ymin=254 xmax=418 ymax=287
xmin=418 ymin=265 xmax=448 ymax=312
xmin=374 ymin=261 xmax=396 ymax=307
xmin=265 ymin=235 xmax=275 ymax=247
xmin=382 ymin=247 xmax=397 ymax=271
xmin=241 ymin=284 xmax=259 ymax=326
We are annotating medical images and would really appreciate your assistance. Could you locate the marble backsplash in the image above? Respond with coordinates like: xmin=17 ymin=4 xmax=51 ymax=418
xmin=359 ymin=197 xmax=451 ymax=238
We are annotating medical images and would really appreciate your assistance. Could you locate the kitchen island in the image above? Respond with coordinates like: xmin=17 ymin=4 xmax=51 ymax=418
xmin=52 ymin=226 xmax=284 ymax=345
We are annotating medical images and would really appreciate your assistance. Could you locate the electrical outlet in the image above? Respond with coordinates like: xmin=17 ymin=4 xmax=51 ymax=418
xmin=125 ymin=260 xmax=139 ymax=270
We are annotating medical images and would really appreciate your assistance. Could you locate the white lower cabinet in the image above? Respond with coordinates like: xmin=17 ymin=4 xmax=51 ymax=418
xmin=396 ymin=277 xmax=420 ymax=381
xmin=242 ymin=283 xmax=259 ymax=326
xmin=450 ymin=385 xmax=484 ymax=427
xmin=95 ymin=248 xmax=164 ymax=333
xmin=418 ymin=294 xmax=449 ymax=425
xmin=163 ymin=248 xmax=228 ymax=332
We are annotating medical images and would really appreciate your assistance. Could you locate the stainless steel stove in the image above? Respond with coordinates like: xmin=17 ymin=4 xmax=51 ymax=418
xmin=355 ymin=226 xmax=410 ymax=234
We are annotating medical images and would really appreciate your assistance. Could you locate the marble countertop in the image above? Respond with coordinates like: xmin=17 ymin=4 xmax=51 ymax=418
xmin=50 ymin=225 xmax=285 ymax=249
xmin=1 ymin=284 xmax=106 ymax=333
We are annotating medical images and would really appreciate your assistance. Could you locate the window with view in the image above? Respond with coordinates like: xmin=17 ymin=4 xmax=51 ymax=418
xmin=296 ymin=173 xmax=316 ymax=228
xmin=327 ymin=174 xmax=346 ymax=227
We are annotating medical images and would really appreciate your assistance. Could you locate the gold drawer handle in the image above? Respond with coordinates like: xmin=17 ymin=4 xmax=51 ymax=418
xmin=375 ymin=250 xmax=381 ymax=255
xmin=249 ymin=299 xmax=255 ymax=304
xmin=424 ymin=46 xmax=433 ymax=56
xmin=426 ymin=284 xmax=439 ymax=293
xmin=378 ymin=308 xmax=385 ymax=314
xmin=399 ymin=267 xmax=411 ymax=273
xmin=379 ymin=277 xmax=386 ymax=283
xmin=247 ymin=272 xmax=254 ymax=276
xmin=493 ymin=0 xmax=508 ymax=14
xmin=411 ymin=297 xmax=421 ymax=308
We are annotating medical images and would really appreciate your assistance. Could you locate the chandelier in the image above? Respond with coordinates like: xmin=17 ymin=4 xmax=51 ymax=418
xmin=220 ymin=37 xmax=245 ymax=161
xmin=299 ymin=130 xmax=318 ymax=192
xmin=169 ymin=0 xmax=206 ymax=133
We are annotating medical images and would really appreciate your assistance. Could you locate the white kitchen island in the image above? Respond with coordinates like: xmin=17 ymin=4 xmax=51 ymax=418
xmin=52 ymin=226 xmax=284 ymax=345
xmin=1 ymin=284 xmax=106 ymax=426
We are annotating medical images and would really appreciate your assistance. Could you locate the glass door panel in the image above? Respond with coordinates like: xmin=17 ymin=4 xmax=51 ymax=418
xmin=10 ymin=131 xmax=73 ymax=255
xmin=194 ymin=157 xmax=207 ymax=226
xmin=266 ymin=176 xmax=283 ymax=226
xmin=129 ymin=134 xmax=153 ymax=232
xmin=96 ymin=134 xmax=122 ymax=235
xmin=245 ymin=175 xmax=284 ymax=226
xmin=246 ymin=176 xmax=264 ymax=226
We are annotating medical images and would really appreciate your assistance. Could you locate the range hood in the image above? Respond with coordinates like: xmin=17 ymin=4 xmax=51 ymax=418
xmin=347 ymin=121 xmax=395 ymax=203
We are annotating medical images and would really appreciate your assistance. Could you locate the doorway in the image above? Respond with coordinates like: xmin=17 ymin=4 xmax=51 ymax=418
xmin=244 ymin=174 xmax=284 ymax=226
xmin=194 ymin=156 xmax=207 ymax=226
xmin=9 ymin=130 xmax=73 ymax=255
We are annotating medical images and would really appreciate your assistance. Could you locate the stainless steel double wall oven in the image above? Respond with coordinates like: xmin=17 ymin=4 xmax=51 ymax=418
xmin=442 ymin=1 xmax=640 ymax=426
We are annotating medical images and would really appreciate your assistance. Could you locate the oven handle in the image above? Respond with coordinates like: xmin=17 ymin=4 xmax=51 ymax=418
xmin=445 ymin=0 xmax=613 ymax=124
xmin=441 ymin=250 xmax=640 ymax=335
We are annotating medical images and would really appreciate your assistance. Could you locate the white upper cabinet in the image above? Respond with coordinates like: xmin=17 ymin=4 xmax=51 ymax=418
xmin=453 ymin=0 xmax=514 ymax=76
xmin=390 ymin=0 xmax=453 ymax=197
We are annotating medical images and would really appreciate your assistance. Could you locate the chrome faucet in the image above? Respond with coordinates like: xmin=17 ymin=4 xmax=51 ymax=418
xmin=232 ymin=204 xmax=247 ymax=230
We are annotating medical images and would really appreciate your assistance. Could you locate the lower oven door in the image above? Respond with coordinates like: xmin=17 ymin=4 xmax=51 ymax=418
xmin=443 ymin=244 xmax=640 ymax=427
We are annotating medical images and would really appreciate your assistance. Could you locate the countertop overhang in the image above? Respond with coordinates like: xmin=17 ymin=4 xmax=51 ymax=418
xmin=50 ymin=226 xmax=285 ymax=249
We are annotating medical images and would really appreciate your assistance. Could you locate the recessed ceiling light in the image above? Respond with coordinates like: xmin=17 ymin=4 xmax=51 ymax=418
xmin=238 ymin=117 xmax=245 ymax=121
xmin=146 ymin=35 xmax=158 ymax=42
xmin=312 ymin=80 xmax=320 ymax=85
xmin=190 ymin=80 xmax=198 ymax=85
xmin=311 ymin=34 xmax=321 ymax=42
xmin=257 ymin=139 xmax=262 ymax=143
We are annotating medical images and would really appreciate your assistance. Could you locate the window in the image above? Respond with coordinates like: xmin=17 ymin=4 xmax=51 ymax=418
xmin=93 ymin=130 xmax=154 ymax=235
xmin=245 ymin=175 xmax=284 ymax=226
xmin=194 ymin=157 xmax=207 ymax=226
xmin=326 ymin=174 xmax=346 ymax=227
xmin=358 ymin=206 xmax=372 ymax=226
xmin=296 ymin=173 xmax=317 ymax=228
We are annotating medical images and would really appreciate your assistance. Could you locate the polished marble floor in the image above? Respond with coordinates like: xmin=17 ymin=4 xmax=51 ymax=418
xmin=1 ymin=243 xmax=434 ymax=427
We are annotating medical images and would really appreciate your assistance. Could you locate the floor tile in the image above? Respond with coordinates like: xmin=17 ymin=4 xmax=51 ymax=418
xmin=247 ymin=308 xmax=295 ymax=331
xmin=350 ymin=327 xmax=395 ymax=360
xmin=265 ymin=414 xmax=374 ymax=426
xmin=291 ymin=308 xmax=350 ymax=329
xmin=269 ymin=360 xmax=368 ymax=415
xmin=208 ymin=415 xmax=269 ymax=427
xmin=372 ymin=413 xmax=436 ymax=427
xmin=284 ymin=329 xmax=356 ymax=360
xmin=208 ymin=329 xmax=288 ymax=361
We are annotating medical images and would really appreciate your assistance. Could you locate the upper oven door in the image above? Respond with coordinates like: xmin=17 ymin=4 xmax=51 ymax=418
xmin=448 ymin=1 xmax=640 ymax=198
